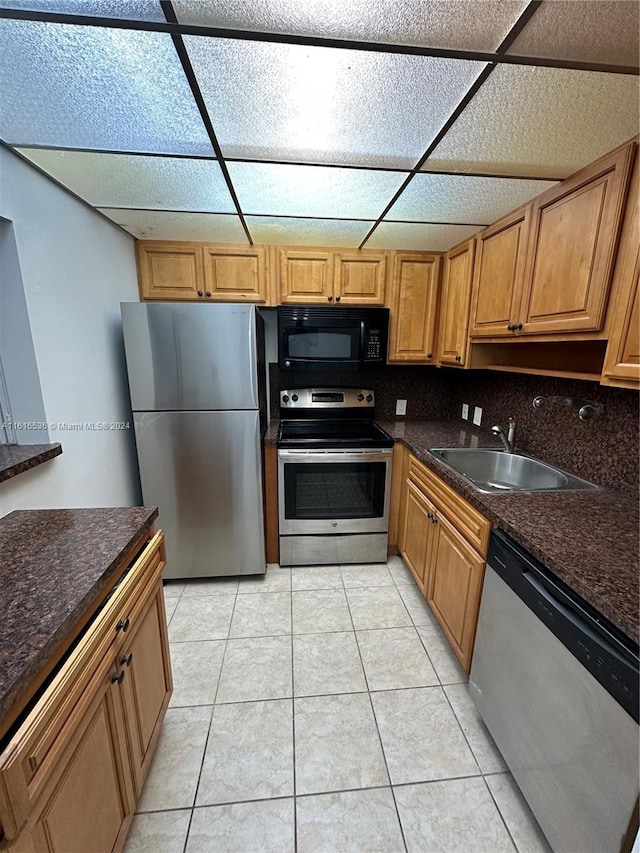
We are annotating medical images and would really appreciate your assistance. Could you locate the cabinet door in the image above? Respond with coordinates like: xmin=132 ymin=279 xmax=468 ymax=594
xmin=120 ymin=582 xmax=172 ymax=796
xmin=519 ymin=142 xmax=636 ymax=335
xmin=426 ymin=512 xmax=485 ymax=674
xmin=334 ymin=252 xmax=387 ymax=305
xmin=278 ymin=249 xmax=334 ymax=304
xmin=388 ymin=253 xmax=441 ymax=363
xmin=202 ymin=244 xmax=268 ymax=303
xmin=28 ymin=663 xmax=134 ymax=853
xmin=469 ymin=206 xmax=531 ymax=338
xmin=137 ymin=242 xmax=203 ymax=301
xmin=400 ymin=480 xmax=435 ymax=593
xmin=437 ymin=237 xmax=475 ymax=366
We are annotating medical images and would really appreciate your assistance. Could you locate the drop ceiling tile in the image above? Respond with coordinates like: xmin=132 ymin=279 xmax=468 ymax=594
xmin=424 ymin=64 xmax=640 ymax=179
xmin=185 ymin=36 xmax=485 ymax=168
xmin=17 ymin=149 xmax=236 ymax=212
xmin=508 ymin=0 xmax=639 ymax=67
xmin=245 ymin=216 xmax=373 ymax=247
xmin=365 ymin=222 xmax=479 ymax=251
xmin=388 ymin=172 xmax=557 ymax=223
xmin=98 ymin=209 xmax=248 ymax=243
xmin=0 ymin=20 xmax=213 ymax=154
xmin=0 ymin=0 xmax=165 ymax=20
xmin=176 ymin=0 xmax=528 ymax=52
xmin=228 ymin=162 xmax=407 ymax=220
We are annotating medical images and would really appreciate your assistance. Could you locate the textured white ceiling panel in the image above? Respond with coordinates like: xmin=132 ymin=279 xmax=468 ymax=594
xmin=98 ymin=209 xmax=248 ymax=242
xmin=175 ymin=0 xmax=528 ymax=51
xmin=508 ymin=0 xmax=639 ymax=67
xmin=245 ymin=216 xmax=373 ymax=247
xmin=366 ymin=222 xmax=479 ymax=251
xmin=227 ymin=162 xmax=407 ymax=219
xmin=17 ymin=149 xmax=236 ymax=211
xmin=388 ymin=172 xmax=557 ymax=223
xmin=425 ymin=65 xmax=640 ymax=179
xmin=0 ymin=20 xmax=213 ymax=154
xmin=185 ymin=36 xmax=485 ymax=167
xmin=0 ymin=0 xmax=165 ymax=20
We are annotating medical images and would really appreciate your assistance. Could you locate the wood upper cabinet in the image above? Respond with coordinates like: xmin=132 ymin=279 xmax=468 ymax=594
xmin=469 ymin=205 xmax=532 ymax=338
xmin=519 ymin=141 xmax=636 ymax=335
xmin=426 ymin=510 xmax=486 ymax=674
xmin=602 ymin=154 xmax=640 ymax=388
xmin=334 ymin=252 xmax=387 ymax=305
xmin=400 ymin=480 xmax=436 ymax=592
xmin=388 ymin=253 xmax=441 ymax=363
xmin=278 ymin=249 xmax=334 ymax=304
xmin=202 ymin=244 xmax=269 ymax=303
xmin=437 ymin=237 xmax=475 ymax=366
xmin=137 ymin=242 xmax=203 ymax=301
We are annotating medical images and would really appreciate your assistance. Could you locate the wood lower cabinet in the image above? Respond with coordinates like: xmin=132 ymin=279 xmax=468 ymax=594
xmin=437 ymin=237 xmax=475 ymax=367
xmin=202 ymin=245 xmax=269 ymax=303
xmin=398 ymin=454 xmax=490 ymax=674
xmin=388 ymin=253 xmax=441 ymax=363
xmin=137 ymin=243 xmax=203 ymax=301
xmin=334 ymin=252 xmax=387 ymax=305
xmin=0 ymin=532 xmax=171 ymax=853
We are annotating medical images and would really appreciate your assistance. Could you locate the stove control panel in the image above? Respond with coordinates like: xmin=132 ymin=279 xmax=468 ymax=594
xmin=280 ymin=388 xmax=375 ymax=409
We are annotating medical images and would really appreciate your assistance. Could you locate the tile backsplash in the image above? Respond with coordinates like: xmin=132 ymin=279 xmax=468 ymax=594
xmin=269 ymin=364 xmax=639 ymax=495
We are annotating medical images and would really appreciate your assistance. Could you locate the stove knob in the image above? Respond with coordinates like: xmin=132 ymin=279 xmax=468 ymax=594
xmin=292 ymin=394 xmax=299 ymax=402
xmin=357 ymin=393 xmax=364 ymax=401
xmin=282 ymin=395 xmax=289 ymax=403
xmin=366 ymin=394 xmax=373 ymax=402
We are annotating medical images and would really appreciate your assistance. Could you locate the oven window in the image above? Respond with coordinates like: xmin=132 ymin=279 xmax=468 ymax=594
xmin=285 ymin=327 xmax=358 ymax=360
xmin=284 ymin=461 xmax=386 ymax=519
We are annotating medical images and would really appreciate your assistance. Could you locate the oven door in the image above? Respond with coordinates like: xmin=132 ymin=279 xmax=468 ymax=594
xmin=278 ymin=448 xmax=392 ymax=535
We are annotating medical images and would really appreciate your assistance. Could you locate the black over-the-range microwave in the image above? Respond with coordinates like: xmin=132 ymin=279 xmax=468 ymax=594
xmin=277 ymin=306 xmax=390 ymax=371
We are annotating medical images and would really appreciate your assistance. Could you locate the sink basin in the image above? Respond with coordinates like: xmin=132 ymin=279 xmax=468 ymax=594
xmin=429 ymin=448 xmax=599 ymax=493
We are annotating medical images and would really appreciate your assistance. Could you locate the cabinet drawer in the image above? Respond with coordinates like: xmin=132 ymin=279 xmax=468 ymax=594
xmin=0 ymin=532 xmax=165 ymax=840
xmin=408 ymin=456 xmax=490 ymax=555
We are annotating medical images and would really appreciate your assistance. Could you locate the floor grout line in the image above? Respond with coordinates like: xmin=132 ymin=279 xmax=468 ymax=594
xmin=290 ymin=577 xmax=298 ymax=852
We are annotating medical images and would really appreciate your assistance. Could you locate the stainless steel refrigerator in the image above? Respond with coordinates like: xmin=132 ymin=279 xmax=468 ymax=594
xmin=121 ymin=302 xmax=267 ymax=579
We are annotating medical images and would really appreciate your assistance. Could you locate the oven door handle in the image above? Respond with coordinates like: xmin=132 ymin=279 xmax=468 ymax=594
xmin=278 ymin=449 xmax=393 ymax=462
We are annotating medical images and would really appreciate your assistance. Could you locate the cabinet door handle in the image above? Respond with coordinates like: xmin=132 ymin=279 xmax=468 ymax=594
xmin=507 ymin=324 xmax=513 ymax=331
xmin=327 ymin=295 xmax=333 ymax=302
xmin=426 ymin=353 xmax=433 ymax=359
xmin=120 ymin=652 xmax=133 ymax=667
xmin=205 ymin=291 xmax=212 ymax=298
xmin=455 ymin=354 xmax=461 ymax=362
xmin=516 ymin=323 xmax=523 ymax=331
xmin=335 ymin=296 xmax=341 ymax=302
xmin=197 ymin=290 xmax=203 ymax=297
xmin=116 ymin=617 xmax=130 ymax=633
xmin=111 ymin=670 xmax=125 ymax=685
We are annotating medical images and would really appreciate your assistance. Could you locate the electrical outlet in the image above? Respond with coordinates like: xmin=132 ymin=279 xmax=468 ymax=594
xmin=461 ymin=403 xmax=469 ymax=420
xmin=396 ymin=399 xmax=407 ymax=416
xmin=473 ymin=406 xmax=483 ymax=426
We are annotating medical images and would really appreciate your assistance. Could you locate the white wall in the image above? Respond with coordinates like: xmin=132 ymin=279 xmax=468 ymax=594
xmin=0 ymin=147 xmax=141 ymax=514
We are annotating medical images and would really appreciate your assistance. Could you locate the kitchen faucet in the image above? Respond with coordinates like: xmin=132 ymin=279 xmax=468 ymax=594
xmin=491 ymin=417 xmax=516 ymax=453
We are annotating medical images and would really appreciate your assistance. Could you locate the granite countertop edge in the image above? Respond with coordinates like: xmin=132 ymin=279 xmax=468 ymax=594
xmin=0 ymin=443 xmax=63 ymax=483
xmin=0 ymin=506 xmax=159 ymax=727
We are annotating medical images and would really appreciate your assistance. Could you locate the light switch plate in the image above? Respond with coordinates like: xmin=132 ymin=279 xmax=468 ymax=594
xmin=462 ymin=403 xmax=469 ymax=420
xmin=473 ymin=406 xmax=483 ymax=426
xmin=396 ymin=399 xmax=407 ymax=416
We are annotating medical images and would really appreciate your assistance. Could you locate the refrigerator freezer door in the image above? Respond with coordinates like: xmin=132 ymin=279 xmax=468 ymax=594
xmin=134 ymin=410 xmax=266 ymax=578
xmin=122 ymin=302 xmax=259 ymax=412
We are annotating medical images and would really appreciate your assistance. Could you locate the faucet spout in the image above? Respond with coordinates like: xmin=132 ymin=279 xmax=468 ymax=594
xmin=491 ymin=418 xmax=516 ymax=453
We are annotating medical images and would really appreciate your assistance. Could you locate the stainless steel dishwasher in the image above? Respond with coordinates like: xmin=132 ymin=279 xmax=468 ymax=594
xmin=470 ymin=529 xmax=639 ymax=853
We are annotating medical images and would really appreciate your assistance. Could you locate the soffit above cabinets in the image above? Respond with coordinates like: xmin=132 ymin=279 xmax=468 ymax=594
xmin=0 ymin=0 xmax=638 ymax=249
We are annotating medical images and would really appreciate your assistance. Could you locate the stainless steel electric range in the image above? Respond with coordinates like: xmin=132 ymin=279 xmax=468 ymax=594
xmin=277 ymin=388 xmax=394 ymax=566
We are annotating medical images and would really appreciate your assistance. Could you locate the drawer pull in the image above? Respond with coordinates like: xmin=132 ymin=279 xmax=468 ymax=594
xmin=120 ymin=652 xmax=133 ymax=667
xmin=110 ymin=670 xmax=125 ymax=685
xmin=116 ymin=617 xmax=130 ymax=633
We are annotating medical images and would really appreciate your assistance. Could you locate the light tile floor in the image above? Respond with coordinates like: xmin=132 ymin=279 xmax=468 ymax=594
xmin=126 ymin=556 xmax=551 ymax=853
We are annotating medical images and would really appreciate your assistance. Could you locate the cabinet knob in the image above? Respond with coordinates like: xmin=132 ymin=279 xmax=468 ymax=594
xmin=111 ymin=670 xmax=125 ymax=685
xmin=455 ymin=354 xmax=461 ymax=362
xmin=516 ymin=323 xmax=523 ymax=331
xmin=120 ymin=652 xmax=133 ymax=667
xmin=507 ymin=324 xmax=513 ymax=331
xmin=426 ymin=353 xmax=432 ymax=359
xmin=116 ymin=617 xmax=130 ymax=633
xmin=205 ymin=291 xmax=212 ymax=298
xmin=197 ymin=290 xmax=203 ymax=297
xmin=335 ymin=296 xmax=341 ymax=302
xmin=327 ymin=295 xmax=333 ymax=302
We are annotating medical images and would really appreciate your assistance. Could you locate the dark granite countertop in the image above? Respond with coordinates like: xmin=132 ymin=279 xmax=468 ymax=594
xmin=265 ymin=419 xmax=279 ymax=443
xmin=0 ymin=507 xmax=158 ymax=731
xmin=0 ymin=443 xmax=62 ymax=483
xmin=379 ymin=419 xmax=639 ymax=646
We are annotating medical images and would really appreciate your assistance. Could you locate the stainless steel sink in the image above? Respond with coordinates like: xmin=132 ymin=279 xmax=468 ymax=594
xmin=429 ymin=448 xmax=599 ymax=493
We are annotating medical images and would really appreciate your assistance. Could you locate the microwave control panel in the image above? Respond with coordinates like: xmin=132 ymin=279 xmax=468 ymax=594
xmin=366 ymin=330 xmax=383 ymax=360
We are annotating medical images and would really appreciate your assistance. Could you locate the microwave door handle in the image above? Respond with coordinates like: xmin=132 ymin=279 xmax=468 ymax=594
xmin=359 ymin=320 xmax=366 ymax=368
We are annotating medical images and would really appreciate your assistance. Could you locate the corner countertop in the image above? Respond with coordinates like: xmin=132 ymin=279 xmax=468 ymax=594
xmin=0 ymin=506 xmax=158 ymax=732
xmin=378 ymin=419 xmax=639 ymax=646
xmin=0 ymin=443 xmax=62 ymax=483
